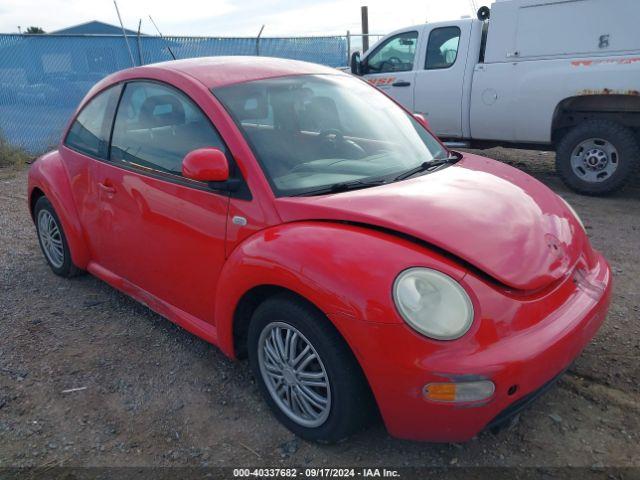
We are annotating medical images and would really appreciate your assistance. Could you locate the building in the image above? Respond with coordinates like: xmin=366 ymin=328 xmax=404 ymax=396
xmin=51 ymin=21 xmax=144 ymax=36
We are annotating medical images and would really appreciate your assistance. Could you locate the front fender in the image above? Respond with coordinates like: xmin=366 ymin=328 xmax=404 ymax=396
xmin=28 ymin=151 xmax=90 ymax=268
xmin=214 ymin=221 xmax=467 ymax=358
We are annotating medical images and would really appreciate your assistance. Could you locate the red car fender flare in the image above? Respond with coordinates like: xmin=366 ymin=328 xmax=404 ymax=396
xmin=28 ymin=152 xmax=91 ymax=268
xmin=213 ymin=221 xmax=467 ymax=358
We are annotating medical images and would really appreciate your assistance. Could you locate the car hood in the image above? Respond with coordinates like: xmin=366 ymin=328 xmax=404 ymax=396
xmin=274 ymin=154 xmax=586 ymax=291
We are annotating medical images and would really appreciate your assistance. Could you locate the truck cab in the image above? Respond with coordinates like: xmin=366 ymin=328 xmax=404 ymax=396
xmin=355 ymin=19 xmax=479 ymax=140
xmin=352 ymin=0 xmax=640 ymax=195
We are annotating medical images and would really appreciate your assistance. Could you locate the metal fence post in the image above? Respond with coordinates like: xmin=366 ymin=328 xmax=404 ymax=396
xmin=256 ymin=25 xmax=265 ymax=56
xmin=136 ymin=19 xmax=144 ymax=65
xmin=346 ymin=30 xmax=351 ymax=67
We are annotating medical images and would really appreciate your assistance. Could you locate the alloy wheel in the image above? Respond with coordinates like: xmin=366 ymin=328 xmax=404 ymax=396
xmin=37 ymin=209 xmax=64 ymax=269
xmin=257 ymin=322 xmax=331 ymax=428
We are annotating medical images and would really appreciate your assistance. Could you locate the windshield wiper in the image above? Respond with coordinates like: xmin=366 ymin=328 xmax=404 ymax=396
xmin=393 ymin=151 xmax=462 ymax=182
xmin=293 ymin=178 xmax=388 ymax=197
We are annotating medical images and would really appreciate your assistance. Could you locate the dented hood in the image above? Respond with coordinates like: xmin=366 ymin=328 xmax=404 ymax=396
xmin=274 ymin=154 xmax=586 ymax=291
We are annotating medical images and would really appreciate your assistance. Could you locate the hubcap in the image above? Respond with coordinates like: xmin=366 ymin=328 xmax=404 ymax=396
xmin=37 ymin=210 xmax=64 ymax=269
xmin=570 ymin=138 xmax=618 ymax=183
xmin=258 ymin=322 xmax=331 ymax=428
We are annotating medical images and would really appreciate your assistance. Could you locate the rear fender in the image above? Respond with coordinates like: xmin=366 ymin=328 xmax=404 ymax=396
xmin=214 ymin=221 xmax=467 ymax=358
xmin=28 ymin=151 xmax=90 ymax=268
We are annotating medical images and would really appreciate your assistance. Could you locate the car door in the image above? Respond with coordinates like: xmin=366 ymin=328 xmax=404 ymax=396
xmin=92 ymin=80 xmax=233 ymax=323
xmin=413 ymin=22 xmax=469 ymax=138
xmin=361 ymin=30 xmax=420 ymax=110
xmin=60 ymin=84 xmax=122 ymax=258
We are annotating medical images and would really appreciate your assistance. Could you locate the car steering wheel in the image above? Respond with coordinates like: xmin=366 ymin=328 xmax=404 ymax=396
xmin=381 ymin=57 xmax=403 ymax=72
xmin=318 ymin=129 xmax=345 ymax=150
xmin=318 ymin=128 xmax=368 ymax=159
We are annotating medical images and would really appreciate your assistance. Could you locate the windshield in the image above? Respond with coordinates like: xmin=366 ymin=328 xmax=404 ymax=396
xmin=213 ymin=74 xmax=447 ymax=196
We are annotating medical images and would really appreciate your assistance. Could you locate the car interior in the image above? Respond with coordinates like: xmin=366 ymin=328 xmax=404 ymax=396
xmin=228 ymin=83 xmax=419 ymax=192
xmin=110 ymin=84 xmax=225 ymax=176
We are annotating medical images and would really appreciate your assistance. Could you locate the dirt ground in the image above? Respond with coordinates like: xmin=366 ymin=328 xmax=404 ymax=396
xmin=0 ymin=149 xmax=639 ymax=470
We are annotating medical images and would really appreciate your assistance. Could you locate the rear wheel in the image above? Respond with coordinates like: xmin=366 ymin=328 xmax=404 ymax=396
xmin=34 ymin=196 xmax=81 ymax=278
xmin=248 ymin=294 xmax=375 ymax=443
xmin=556 ymin=120 xmax=639 ymax=195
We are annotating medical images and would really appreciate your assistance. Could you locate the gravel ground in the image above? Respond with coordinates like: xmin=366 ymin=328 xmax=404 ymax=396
xmin=0 ymin=149 xmax=639 ymax=470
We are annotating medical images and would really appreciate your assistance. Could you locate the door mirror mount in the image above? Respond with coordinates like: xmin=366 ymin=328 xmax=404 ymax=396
xmin=182 ymin=147 xmax=230 ymax=183
xmin=350 ymin=52 xmax=362 ymax=75
xmin=208 ymin=178 xmax=242 ymax=192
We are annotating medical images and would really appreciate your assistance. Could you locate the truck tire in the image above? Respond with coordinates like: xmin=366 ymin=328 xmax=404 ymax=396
xmin=556 ymin=120 xmax=639 ymax=195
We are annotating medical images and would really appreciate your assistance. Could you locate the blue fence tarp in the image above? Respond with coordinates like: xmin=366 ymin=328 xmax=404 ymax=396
xmin=0 ymin=34 xmax=348 ymax=152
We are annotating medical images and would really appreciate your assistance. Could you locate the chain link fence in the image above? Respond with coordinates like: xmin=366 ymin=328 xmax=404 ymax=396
xmin=0 ymin=33 xmax=348 ymax=153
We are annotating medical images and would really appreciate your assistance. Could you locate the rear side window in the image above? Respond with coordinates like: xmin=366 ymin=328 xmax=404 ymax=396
xmin=425 ymin=27 xmax=461 ymax=70
xmin=65 ymin=85 xmax=121 ymax=159
xmin=110 ymin=81 xmax=226 ymax=177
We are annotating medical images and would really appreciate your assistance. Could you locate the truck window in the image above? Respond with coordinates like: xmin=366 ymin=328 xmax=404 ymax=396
xmin=425 ymin=26 xmax=461 ymax=70
xmin=364 ymin=31 xmax=418 ymax=74
xmin=479 ymin=22 xmax=488 ymax=63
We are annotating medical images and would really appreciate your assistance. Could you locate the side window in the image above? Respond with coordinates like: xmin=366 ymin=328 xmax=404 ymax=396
xmin=65 ymin=85 xmax=121 ymax=159
xmin=365 ymin=31 xmax=418 ymax=74
xmin=110 ymin=81 xmax=226 ymax=177
xmin=425 ymin=27 xmax=461 ymax=70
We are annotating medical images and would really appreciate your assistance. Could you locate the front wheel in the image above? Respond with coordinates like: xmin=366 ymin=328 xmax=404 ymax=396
xmin=248 ymin=295 xmax=375 ymax=443
xmin=556 ymin=120 xmax=639 ymax=195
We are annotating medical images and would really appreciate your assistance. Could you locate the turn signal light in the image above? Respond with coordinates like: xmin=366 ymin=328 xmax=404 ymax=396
xmin=423 ymin=380 xmax=495 ymax=403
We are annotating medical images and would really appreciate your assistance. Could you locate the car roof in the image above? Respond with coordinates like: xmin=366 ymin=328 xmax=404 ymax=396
xmin=142 ymin=56 xmax=345 ymax=89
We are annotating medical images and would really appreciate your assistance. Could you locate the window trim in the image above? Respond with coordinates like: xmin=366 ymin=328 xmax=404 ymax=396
xmin=363 ymin=30 xmax=419 ymax=75
xmin=424 ymin=26 xmax=462 ymax=71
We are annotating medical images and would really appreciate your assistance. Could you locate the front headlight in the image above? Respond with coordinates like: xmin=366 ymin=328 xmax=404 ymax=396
xmin=393 ymin=268 xmax=474 ymax=340
xmin=558 ymin=196 xmax=585 ymax=232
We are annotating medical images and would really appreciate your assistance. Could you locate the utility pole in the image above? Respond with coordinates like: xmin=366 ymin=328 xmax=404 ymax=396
xmin=361 ymin=6 xmax=369 ymax=53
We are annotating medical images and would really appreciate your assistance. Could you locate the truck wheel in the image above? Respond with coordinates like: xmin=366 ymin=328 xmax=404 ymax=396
xmin=556 ymin=120 xmax=639 ymax=195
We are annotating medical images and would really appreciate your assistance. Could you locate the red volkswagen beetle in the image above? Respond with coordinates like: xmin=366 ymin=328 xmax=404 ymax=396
xmin=28 ymin=57 xmax=611 ymax=443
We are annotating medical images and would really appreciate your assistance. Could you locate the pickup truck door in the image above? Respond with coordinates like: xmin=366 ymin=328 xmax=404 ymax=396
xmin=412 ymin=21 xmax=471 ymax=138
xmin=360 ymin=30 xmax=421 ymax=110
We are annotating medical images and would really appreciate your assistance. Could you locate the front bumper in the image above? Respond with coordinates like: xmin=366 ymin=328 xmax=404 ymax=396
xmin=333 ymin=252 xmax=612 ymax=442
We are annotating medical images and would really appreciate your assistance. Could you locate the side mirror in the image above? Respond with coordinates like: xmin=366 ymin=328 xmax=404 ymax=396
xmin=182 ymin=147 xmax=229 ymax=183
xmin=413 ymin=113 xmax=431 ymax=131
xmin=350 ymin=51 xmax=362 ymax=75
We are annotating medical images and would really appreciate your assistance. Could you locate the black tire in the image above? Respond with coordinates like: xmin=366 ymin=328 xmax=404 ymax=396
xmin=248 ymin=294 xmax=375 ymax=443
xmin=556 ymin=119 xmax=639 ymax=195
xmin=33 ymin=196 xmax=81 ymax=278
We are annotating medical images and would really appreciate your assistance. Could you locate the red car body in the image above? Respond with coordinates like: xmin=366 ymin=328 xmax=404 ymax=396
xmin=28 ymin=57 xmax=612 ymax=442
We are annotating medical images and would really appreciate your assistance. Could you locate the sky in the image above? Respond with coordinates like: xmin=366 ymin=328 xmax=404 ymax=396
xmin=0 ymin=0 xmax=476 ymax=37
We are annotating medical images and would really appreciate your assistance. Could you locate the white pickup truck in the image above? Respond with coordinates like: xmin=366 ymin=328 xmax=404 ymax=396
xmin=350 ymin=0 xmax=640 ymax=195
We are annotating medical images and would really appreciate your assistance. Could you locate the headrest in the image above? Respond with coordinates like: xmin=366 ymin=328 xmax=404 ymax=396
xmin=138 ymin=94 xmax=185 ymax=128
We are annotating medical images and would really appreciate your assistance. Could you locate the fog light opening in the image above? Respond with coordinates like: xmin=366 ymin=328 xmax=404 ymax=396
xmin=423 ymin=380 xmax=495 ymax=403
xmin=508 ymin=385 xmax=519 ymax=396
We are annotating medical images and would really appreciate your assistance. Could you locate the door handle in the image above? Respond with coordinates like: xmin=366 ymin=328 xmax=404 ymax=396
xmin=392 ymin=81 xmax=411 ymax=87
xmin=98 ymin=182 xmax=116 ymax=195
